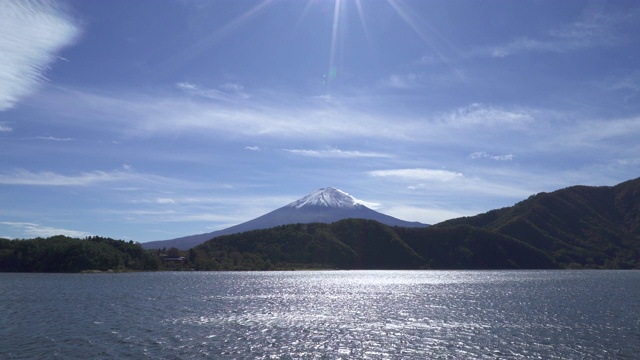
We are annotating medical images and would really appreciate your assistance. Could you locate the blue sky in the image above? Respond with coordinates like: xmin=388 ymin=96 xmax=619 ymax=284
xmin=1 ymin=0 xmax=639 ymax=242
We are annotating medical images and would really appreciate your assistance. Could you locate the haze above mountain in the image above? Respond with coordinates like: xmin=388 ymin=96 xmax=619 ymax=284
xmin=142 ymin=187 xmax=428 ymax=250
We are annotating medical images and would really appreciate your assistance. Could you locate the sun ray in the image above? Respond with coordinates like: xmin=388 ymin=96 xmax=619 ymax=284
xmin=354 ymin=0 xmax=373 ymax=51
xmin=327 ymin=0 xmax=343 ymax=89
xmin=385 ymin=0 xmax=441 ymax=55
xmin=385 ymin=0 xmax=463 ymax=62
xmin=190 ymin=0 xmax=275 ymax=54
xmin=294 ymin=0 xmax=318 ymax=32
xmin=158 ymin=0 xmax=275 ymax=72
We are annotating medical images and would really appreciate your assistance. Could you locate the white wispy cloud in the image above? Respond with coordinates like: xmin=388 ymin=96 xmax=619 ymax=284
xmin=176 ymin=82 xmax=226 ymax=101
xmin=0 ymin=168 xmax=181 ymax=187
xmin=112 ymin=201 xmax=281 ymax=230
xmin=176 ymin=81 xmax=249 ymax=101
xmin=245 ymin=146 xmax=261 ymax=151
xmin=0 ymin=0 xmax=80 ymax=111
xmin=116 ymin=209 xmax=244 ymax=226
xmin=384 ymin=73 xmax=421 ymax=89
xmin=369 ymin=168 xmax=463 ymax=182
xmin=155 ymin=198 xmax=176 ymax=204
xmin=352 ymin=198 xmax=382 ymax=210
xmin=28 ymin=85 xmax=637 ymax=165
xmin=0 ymin=169 xmax=127 ymax=186
xmin=282 ymin=148 xmax=392 ymax=158
xmin=35 ymin=86 xmax=416 ymax=140
xmin=32 ymin=136 xmax=73 ymax=141
xmin=0 ymin=221 xmax=90 ymax=238
xmin=0 ymin=123 xmax=12 ymax=132
xmin=560 ymin=115 xmax=640 ymax=147
xmin=220 ymin=82 xmax=245 ymax=92
xmin=370 ymin=168 xmax=537 ymax=199
xmin=469 ymin=151 xmax=514 ymax=161
xmin=483 ymin=13 xmax=625 ymax=58
xmin=617 ymin=158 xmax=640 ymax=165
xmin=382 ymin=69 xmax=468 ymax=90
xmin=129 ymin=194 xmax=295 ymax=209
xmin=606 ymin=71 xmax=640 ymax=104
xmin=440 ymin=103 xmax=532 ymax=128
xmin=381 ymin=205 xmax=476 ymax=225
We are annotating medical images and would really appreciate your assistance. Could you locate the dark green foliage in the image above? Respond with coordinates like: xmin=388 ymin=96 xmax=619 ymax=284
xmin=434 ymin=178 xmax=640 ymax=269
xmin=190 ymin=223 xmax=354 ymax=270
xmin=0 ymin=236 xmax=159 ymax=272
xmin=188 ymin=219 xmax=557 ymax=270
xmin=329 ymin=220 xmax=424 ymax=269
xmin=395 ymin=225 xmax=556 ymax=269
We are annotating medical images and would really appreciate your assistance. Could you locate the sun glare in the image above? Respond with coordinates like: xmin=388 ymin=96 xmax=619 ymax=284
xmin=301 ymin=0 xmax=456 ymax=89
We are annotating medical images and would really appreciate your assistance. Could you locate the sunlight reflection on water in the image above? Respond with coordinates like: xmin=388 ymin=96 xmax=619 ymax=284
xmin=2 ymin=271 xmax=639 ymax=359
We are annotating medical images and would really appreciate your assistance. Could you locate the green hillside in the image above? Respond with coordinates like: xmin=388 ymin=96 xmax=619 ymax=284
xmin=0 ymin=236 xmax=160 ymax=272
xmin=3 ymin=177 xmax=639 ymax=272
xmin=186 ymin=177 xmax=640 ymax=270
xmin=189 ymin=220 xmax=423 ymax=270
xmin=186 ymin=219 xmax=557 ymax=270
xmin=435 ymin=177 xmax=640 ymax=268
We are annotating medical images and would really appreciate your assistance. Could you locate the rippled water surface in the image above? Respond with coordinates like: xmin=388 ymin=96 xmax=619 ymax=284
xmin=2 ymin=270 xmax=639 ymax=359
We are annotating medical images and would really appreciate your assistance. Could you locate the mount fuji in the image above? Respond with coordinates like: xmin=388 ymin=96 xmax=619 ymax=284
xmin=142 ymin=187 xmax=429 ymax=250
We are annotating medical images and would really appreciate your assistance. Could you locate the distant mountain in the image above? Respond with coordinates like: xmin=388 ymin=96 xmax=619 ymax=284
xmin=142 ymin=187 xmax=429 ymax=250
xmin=11 ymin=179 xmax=637 ymax=272
xmin=185 ymin=177 xmax=640 ymax=270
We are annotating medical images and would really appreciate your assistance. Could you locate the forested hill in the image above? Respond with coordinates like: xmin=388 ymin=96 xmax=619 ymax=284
xmin=186 ymin=177 xmax=640 ymax=270
xmin=187 ymin=219 xmax=558 ymax=270
xmin=0 ymin=236 xmax=160 ymax=272
xmin=432 ymin=177 xmax=640 ymax=268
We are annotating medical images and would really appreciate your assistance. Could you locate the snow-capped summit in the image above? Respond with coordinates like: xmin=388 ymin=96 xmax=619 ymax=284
xmin=287 ymin=187 xmax=362 ymax=209
xmin=143 ymin=187 xmax=429 ymax=250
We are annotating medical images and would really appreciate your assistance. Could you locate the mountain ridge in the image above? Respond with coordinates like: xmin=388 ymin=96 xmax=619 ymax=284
xmin=185 ymin=176 xmax=640 ymax=270
xmin=6 ymin=177 xmax=639 ymax=271
xmin=142 ymin=187 xmax=429 ymax=250
xmin=428 ymin=177 xmax=640 ymax=267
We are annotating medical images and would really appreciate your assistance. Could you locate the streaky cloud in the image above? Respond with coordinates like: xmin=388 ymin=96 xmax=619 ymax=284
xmin=35 ymin=86 xmax=417 ymax=140
xmin=0 ymin=0 xmax=80 ymax=111
xmin=381 ymin=205 xmax=476 ymax=225
xmin=369 ymin=168 xmax=463 ymax=182
xmin=370 ymin=168 xmax=535 ymax=199
xmin=469 ymin=151 xmax=514 ymax=161
xmin=0 ymin=169 xmax=133 ymax=186
xmin=482 ymin=11 xmax=629 ymax=58
xmin=283 ymin=148 xmax=392 ymax=158
xmin=0 ymin=221 xmax=90 ymax=238
xmin=384 ymin=73 xmax=421 ymax=89
xmin=32 ymin=136 xmax=73 ymax=141
xmin=0 ymin=168 xmax=182 ymax=187
xmin=176 ymin=82 xmax=249 ymax=101
xmin=441 ymin=103 xmax=532 ymax=128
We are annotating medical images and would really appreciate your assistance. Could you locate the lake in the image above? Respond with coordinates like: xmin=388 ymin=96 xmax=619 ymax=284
xmin=1 ymin=270 xmax=639 ymax=359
